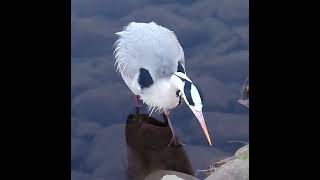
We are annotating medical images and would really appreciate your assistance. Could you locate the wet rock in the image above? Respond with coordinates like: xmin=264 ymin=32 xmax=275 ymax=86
xmin=145 ymin=170 xmax=199 ymax=180
xmin=126 ymin=114 xmax=194 ymax=180
xmin=204 ymin=145 xmax=249 ymax=180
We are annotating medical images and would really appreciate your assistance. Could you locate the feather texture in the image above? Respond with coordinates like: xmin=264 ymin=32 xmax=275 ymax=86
xmin=114 ymin=22 xmax=186 ymax=110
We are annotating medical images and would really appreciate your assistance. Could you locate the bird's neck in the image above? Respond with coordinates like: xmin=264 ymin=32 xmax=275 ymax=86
xmin=139 ymin=78 xmax=180 ymax=112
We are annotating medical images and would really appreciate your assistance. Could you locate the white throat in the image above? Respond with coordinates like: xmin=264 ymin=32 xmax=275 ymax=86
xmin=139 ymin=78 xmax=180 ymax=112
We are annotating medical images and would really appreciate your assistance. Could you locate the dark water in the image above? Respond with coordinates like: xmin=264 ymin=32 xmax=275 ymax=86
xmin=72 ymin=106 xmax=248 ymax=179
xmin=71 ymin=0 xmax=248 ymax=179
xmin=71 ymin=103 xmax=248 ymax=180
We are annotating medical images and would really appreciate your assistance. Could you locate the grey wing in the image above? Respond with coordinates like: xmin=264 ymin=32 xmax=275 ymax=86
xmin=114 ymin=22 xmax=185 ymax=83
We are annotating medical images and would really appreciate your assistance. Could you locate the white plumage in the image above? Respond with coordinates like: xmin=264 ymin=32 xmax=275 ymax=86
xmin=114 ymin=22 xmax=185 ymax=112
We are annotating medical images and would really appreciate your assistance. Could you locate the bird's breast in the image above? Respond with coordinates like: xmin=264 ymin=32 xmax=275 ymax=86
xmin=139 ymin=79 xmax=180 ymax=111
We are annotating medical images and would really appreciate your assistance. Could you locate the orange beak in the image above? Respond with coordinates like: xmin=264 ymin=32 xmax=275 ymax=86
xmin=190 ymin=107 xmax=212 ymax=146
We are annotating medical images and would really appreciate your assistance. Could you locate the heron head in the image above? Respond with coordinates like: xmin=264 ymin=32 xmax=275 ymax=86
xmin=170 ymin=72 xmax=212 ymax=146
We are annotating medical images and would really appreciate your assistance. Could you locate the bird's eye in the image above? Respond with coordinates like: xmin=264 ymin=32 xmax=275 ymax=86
xmin=176 ymin=90 xmax=181 ymax=97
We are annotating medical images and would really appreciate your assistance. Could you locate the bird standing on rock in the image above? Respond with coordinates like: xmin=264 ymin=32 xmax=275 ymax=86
xmin=114 ymin=22 xmax=212 ymax=146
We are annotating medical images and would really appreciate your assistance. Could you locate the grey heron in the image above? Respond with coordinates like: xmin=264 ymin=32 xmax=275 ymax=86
xmin=114 ymin=22 xmax=212 ymax=146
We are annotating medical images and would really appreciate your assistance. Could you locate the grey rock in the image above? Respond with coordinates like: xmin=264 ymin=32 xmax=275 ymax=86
xmin=145 ymin=170 xmax=199 ymax=180
xmin=204 ymin=145 xmax=249 ymax=180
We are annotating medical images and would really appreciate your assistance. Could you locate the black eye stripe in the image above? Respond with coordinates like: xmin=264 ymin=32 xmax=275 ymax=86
xmin=176 ymin=90 xmax=180 ymax=97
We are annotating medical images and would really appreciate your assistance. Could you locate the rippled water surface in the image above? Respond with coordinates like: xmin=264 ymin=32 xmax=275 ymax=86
xmin=71 ymin=0 xmax=248 ymax=179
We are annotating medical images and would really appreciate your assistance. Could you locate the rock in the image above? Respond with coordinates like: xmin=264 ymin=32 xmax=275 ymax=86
xmin=237 ymin=99 xmax=249 ymax=108
xmin=145 ymin=170 xmax=199 ymax=180
xmin=162 ymin=175 xmax=184 ymax=180
xmin=183 ymin=145 xmax=229 ymax=171
xmin=238 ymin=83 xmax=249 ymax=108
xmin=235 ymin=145 xmax=249 ymax=160
xmin=204 ymin=145 xmax=249 ymax=180
xmin=126 ymin=114 xmax=195 ymax=180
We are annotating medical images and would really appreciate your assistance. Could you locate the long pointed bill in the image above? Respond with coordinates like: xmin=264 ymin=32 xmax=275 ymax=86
xmin=190 ymin=107 xmax=212 ymax=146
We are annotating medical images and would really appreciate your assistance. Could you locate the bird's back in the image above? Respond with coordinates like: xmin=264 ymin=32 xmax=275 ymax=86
xmin=114 ymin=22 xmax=185 ymax=81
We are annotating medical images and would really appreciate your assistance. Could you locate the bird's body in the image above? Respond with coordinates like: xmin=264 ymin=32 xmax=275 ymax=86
xmin=114 ymin=22 xmax=212 ymax=146
xmin=114 ymin=22 xmax=185 ymax=111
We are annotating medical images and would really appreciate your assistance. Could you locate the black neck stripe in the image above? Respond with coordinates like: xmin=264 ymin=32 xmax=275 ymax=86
xmin=173 ymin=74 xmax=195 ymax=105
xmin=184 ymin=81 xmax=194 ymax=106
xmin=173 ymin=74 xmax=191 ymax=83
xmin=177 ymin=62 xmax=186 ymax=74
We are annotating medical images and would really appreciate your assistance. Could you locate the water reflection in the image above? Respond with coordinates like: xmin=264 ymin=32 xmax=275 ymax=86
xmin=125 ymin=113 xmax=194 ymax=180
